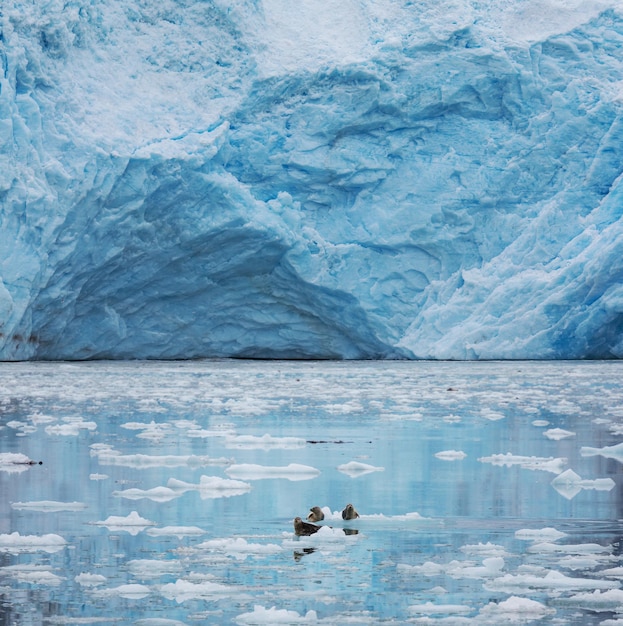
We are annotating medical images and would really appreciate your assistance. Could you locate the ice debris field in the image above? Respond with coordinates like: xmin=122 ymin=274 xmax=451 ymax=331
xmin=2 ymin=0 xmax=623 ymax=360
xmin=1 ymin=359 xmax=623 ymax=624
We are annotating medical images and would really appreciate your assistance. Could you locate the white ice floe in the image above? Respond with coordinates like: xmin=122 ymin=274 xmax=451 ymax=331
xmin=543 ymin=428 xmax=576 ymax=440
xmin=532 ymin=420 xmax=550 ymax=427
xmin=134 ymin=619 xmax=189 ymax=626
xmin=146 ymin=526 xmax=207 ymax=539
xmin=434 ymin=450 xmax=467 ymax=461
xmin=283 ymin=524 xmax=360 ymax=551
xmin=558 ymin=555 xmax=618 ymax=570
xmin=408 ymin=601 xmax=472 ymax=615
xmin=581 ymin=442 xmax=623 ymax=463
xmin=75 ymin=572 xmax=107 ymax=587
xmin=478 ymin=453 xmax=566 ymax=474
xmin=515 ymin=528 xmax=567 ymax=542
xmin=15 ymin=570 xmax=65 ymax=586
xmin=443 ymin=414 xmax=462 ymax=423
xmin=602 ymin=566 xmax=623 ymax=578
xmin=120 ymin=421 xmax=172 ymax=442
xmin=89 ymin=473 xmax=108 ymax=480
xmin=92 ymin=583 xmax=151 ymax=599
xmin=398 ymin=557 xmax=505 ymax=580
xmin=485 ymin=569 xmax=619 ymax=593
xmin=336 ymin=461 xmax=384 ymax=476
xmin=11 ymin=500 xmax=87 ymax=512
xmin=92 ymin=511 xmax=156 ymax=535
xmin=0 ymin=452 xmax=37 ymax=473
xmin=160 ymin=578 xmax=236 ymax=602
xmin=45 ymin=417 xmax=97 ymax=436
xmin=225 ymin=463 xmax=320 ymax=481
xmin=196 ymin=537 xmax=283 ymax=560
xmin=113 ymin=486 xmax=181 ymax=502
xmin=460 ymin=542 xmax=509 ymax=557
xmin=480 ymin=409 xmax=505 ymax=421
xmin=0 ymin=532 xmax=67 ymax=554
xmin=527 ymin=541 xmax=613 ymax=556
xmin=550 ymin=469 xmax=615 ymax=500
xmin=556 ymin=588 xmax=623 ymax=612
xmin=477 ymin=596 xmax=555 ymax=621
xmin=235 ymin=605 xmax=318 ymax=624
xmin=224 ymin=433 xmax=306 ymax=449
xmin=126 ymin=559 xmax=183 ymax=579
xmin=90 ymin=443 xmax=231 ymax=469
xmin=114 ymin=475 xmax=251 ymax=501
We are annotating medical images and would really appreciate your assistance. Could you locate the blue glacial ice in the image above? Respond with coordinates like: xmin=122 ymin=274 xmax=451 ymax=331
xmin=1 ymin=0 xmax=623 ymax=360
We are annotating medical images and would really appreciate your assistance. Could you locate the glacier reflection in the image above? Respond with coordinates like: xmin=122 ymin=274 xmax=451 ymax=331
xmin=0 ymin=360 xmax=622 ymax=624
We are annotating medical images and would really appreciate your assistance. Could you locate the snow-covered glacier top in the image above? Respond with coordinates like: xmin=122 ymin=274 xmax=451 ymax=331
xmin=1 ymin=0 xmax=622 ymax=360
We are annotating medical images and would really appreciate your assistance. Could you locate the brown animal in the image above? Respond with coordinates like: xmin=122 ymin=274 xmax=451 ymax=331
xmin=341 ymin=503 xmax=360 ymax=520
xmin=293 ymin=517 xmax=321 ymax=536
xmin=307 ymin=506 xmax=325 ymax=522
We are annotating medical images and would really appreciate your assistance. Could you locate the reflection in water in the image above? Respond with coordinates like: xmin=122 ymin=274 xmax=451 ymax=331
xmin=0 ymin=360 xmax=622 ymax=624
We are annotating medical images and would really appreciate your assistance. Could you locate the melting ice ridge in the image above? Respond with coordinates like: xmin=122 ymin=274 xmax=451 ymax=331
xmin=1 ymin=1 xmax=623 ymax=360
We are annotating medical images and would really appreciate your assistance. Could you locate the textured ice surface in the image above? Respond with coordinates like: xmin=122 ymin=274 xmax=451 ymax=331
xmin=1 ymin=2 xmax=623 ymax=360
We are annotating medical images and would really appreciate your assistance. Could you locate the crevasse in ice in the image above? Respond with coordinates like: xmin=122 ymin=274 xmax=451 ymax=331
xmin=1 ymin=1 xmax=622 ymax=360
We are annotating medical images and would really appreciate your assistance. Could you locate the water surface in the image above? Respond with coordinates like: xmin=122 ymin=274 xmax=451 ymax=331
xmin=1 ymin=360 xmax=622 ymax=624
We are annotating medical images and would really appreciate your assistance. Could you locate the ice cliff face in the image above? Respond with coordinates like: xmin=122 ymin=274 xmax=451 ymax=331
xmin=1 ymin=0 xmax=623 ymax=360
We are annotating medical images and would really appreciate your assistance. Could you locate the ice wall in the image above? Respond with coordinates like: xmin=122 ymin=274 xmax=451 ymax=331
xmin=1 ymin=0 xmax=622 ymax=360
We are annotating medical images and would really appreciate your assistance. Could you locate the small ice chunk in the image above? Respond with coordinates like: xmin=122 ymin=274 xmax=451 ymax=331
xmin=544 ymin=428 xmax=576 ymax=440
xmin=75 ymin=572 xmax=107 ymax=587
xmin=235 ymin=605 xmax=318 ymax=623
xmin=146 ymin=526 xmax=206 ymax=539
xmin=532 ymin=420 xmax=550 ymax=427
xmin=408 ymin=601 xmax=472 ymax=615
xmin=160 ymin=578 xmax=235 ymax=602
xmin=197 ymin=537 xmax=282 ymax=560
xmin=0 ymin=453 xmax=37 ymax=473
xmin=92 ymin=511 xmax=155 ymax=535
xmin=478 ymin=596 xmax=555 ymax=619
xmin=337 ymin=461 xmax=384 ymax=476
xmin=515 ymin=527 xmax=567 ymax=542
xmin=113 ymin=486 xmax=180 ymax=502
xmin=435 ymin=450 xmax=467 ymax=461
xmin=0 ymin=531 xmax=67 ymax=554
xmin=126 ymin=559 xmax=183 ymax=579
xmin=94 ymin=583 xmax=151 ymax=599
xmin=224 ymin=433 xmax=306 ymax=449
xmin=486 ymin=569 xmax=618 ymax=592
xmin=581 ymin=442 xmax=623 ymax=463
xmin=479 ymin=453 xmax=566 ymax=474
xmin=11 ymin=501 xmax=87 ymax=512
xmin=45 ymin=417 xmax=97 ymax=436
xmin=225 ymin=463 xmax=320 ymax=481
xmin=551 ymin=469 xmax=616 ymax=500
xmin=557 ymin=588 xmax=623 ymax=611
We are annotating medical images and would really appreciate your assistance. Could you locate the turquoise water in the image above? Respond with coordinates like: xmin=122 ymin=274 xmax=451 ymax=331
xmin=1 ymin=360 xmax=622 ymax=624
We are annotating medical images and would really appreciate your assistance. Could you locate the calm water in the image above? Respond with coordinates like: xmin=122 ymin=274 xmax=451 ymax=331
xmin=1 ymin=360 xmax=622 ymax=625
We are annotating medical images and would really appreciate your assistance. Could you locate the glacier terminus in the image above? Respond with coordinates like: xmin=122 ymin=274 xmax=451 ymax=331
xmin=1 ymin=0 xmax=622 ymax=360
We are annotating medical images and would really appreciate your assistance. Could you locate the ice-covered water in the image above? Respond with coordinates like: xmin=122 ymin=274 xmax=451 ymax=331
xmin=1 ymin=359 xmax=622 ymax=624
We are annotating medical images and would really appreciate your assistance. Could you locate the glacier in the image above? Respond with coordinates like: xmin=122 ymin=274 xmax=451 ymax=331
xmin=1 ymin=0 xmax=623 ymax=360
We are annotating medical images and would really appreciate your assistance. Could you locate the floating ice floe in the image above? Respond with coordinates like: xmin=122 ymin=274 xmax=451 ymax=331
xmin=224 ymin=433 xmax=306 ymax=449
xmin=532 ymin=419 xmax=550 ymax=427
xmin=92 ymin=511 xmax=156 ymax=535
xmin=515 ymin=527 xmax=567 ymax=542
xmin=0 ymin=452 xmax=38 ymax=473
xmin=460 ymin=542 xmax=509 ymax=557
xmin=114 ymin=475 xmax=251 ymax=501
xmin=398 ymin=556 xmax=505 ymax=580
xmin=408 ymin=601 xmax=472 ymax=615
xmin=480 ymin=409 xmax=505 ymax=421
xmin=336 ymin=461 xmax=384 ymax=476
xmin=225 ymin=463 xmax=320 ymax=481
xmin=11 ymin=500 xmax=87 ymax=512
xmin=550 ymin=469 xmax=615 ymax=499
xmin=45 ymin=417 xmax=97 ymax=436
xmin=126 ymin=559 xmax=183 ymax=579
xmin=555 ymin=588 xmax=623 ymax=612
xmin=134 ymin=619 xmax=189 ymax=626
xmin=235 ymin=605 xmax=318 ymax=624
xmin=527 ymin=541 xmax=613 ymax=556
xmin=543 ymin=428 xmax=576 ymax=440
xmin=196 ymin=537 xmax=283 ymax=560
xmin=478 ymin=453 xmax=566 ymax=474
xmin=75 ymin=572 xmax=107 ymax=587
xmin=15 ymin=569 xmax=65 ymax=586
xmin=92 ymin=583 xmax=151 ymax=599
xmin=485 ymin=569 xmax=619 ymax=593
xmin=90 ymin=443 xmax=231 ymax=469
xmin=477 ymin=596 xmax=555 ymax=621
xmin=434 ymin=450 xmax=467 ymax=461
xmin=120 ymin=421 xmax=172 ymax=442
xmin=160 ymin=578 xmax=237 ymax=602
xmin=0 ymin=531 xmax=67 ymax=554
xmin=146 ymin=526 xmax=206 ymax=539
xmin=580 ymin=442 xmax=623 ymax=464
